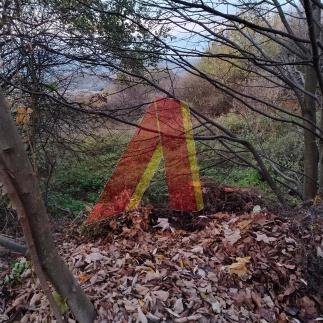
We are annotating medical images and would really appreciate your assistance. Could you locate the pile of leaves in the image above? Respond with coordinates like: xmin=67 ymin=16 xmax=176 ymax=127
xmin=202 ymin=182 xmax=263 ymax=214
xmin=1 ymin=207 xmax=323 ymax=322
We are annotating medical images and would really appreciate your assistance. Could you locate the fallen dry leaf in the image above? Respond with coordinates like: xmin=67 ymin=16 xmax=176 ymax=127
xmin=151 ymin=290 xmax=169 ymax=302
xmin=3 ymin=206 xmax=322 ymax=322
xmin=224 ymin=226 xmax=241 ymax=245
xmin=191 ymin=245 xmax=203 ymax=254
xmin=173 ymin=298 xmax=184 ymax=314
xmin=154 ymin=218 xmax=174 ymax=232
xmin=237 ymin=219 xmax=253 ymax=231
xmin=255 ymin=232 xmax=276 ymax=243
xmin=137 ymin=307 xmax=148 ymax=323
xmin=227 ymin=256 xmax=251 ymax=277
xmin=85 ymin=252 xmax=105 ymax=263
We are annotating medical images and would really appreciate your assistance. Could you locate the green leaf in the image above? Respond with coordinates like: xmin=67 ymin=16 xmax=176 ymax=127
xmin=52 ymin=291 xmax=69 ymax=314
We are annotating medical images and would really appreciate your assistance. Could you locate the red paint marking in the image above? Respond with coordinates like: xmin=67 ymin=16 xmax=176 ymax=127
xmin=88 ymin=98 xmax=203 ymax=223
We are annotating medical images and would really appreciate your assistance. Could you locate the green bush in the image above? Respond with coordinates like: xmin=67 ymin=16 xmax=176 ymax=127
xmin=201 ymin=164 xmax=268 ymax=190
xmin=46 ymin=133 xmax=170 ymax=215
xmin=46 ymin=135 xmax=128 ymax=215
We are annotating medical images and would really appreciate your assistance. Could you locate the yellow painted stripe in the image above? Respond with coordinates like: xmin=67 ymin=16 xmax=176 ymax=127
xmin=126 ymin=144 xmax=163 ymax=210
xmin=180 ymin=102 xmax=204 ymax=210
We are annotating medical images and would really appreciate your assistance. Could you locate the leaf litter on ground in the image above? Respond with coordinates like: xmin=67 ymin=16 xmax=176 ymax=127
xmin=1 ymin=204 xmax=323 ymax=322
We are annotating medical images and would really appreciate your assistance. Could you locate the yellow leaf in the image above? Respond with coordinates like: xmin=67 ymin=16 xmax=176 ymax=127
xmin=228 ymin=256 xmax=251 ymax=277
xmin=237 ymin=219 xmax=253 ymax=231
xmin=16 ymin=107 xmax=33 ymax=125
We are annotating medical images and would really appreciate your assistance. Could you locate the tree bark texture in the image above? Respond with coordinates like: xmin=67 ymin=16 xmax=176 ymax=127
xmin=0 ymin=93 xmax=96 ymax=322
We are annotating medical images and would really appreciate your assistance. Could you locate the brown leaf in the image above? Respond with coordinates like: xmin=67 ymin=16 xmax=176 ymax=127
xmin=12 ymin=293 xmax=29 ymax=308
xmin=298 ymin=296 xmax=317 ymax=318
xmin=228 ymin=256 xmax=251 ymax=277
xmin=85 ymin=252 xmax=105 ymax=263
xmin=224 ymin=227 xmax=241 ymax=245
xmin=78 ymin=273 xmax=91 ymax=284
xmin=251 ymin=291 xmax=261 ymax=308
xmin=144 ymin=270 xmax=162 ymax=282
xmin=16 ymin=107 xmax=33 ymax=125
xmin=237 ymin=219 xmax=253 ymax=231
xmin=151 ymin=290 xmax=169 ymax=302
xmin=173 ymin=298 xmax=184 ymax=314
xmin=29 ymin=293 xmax=42 ymax=307
xmin=255 ymin=232 xmax=276 ymax=243
xmin=191 ymin=245 xmax=203 ymax=254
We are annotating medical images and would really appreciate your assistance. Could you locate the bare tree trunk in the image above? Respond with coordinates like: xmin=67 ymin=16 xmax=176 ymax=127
xmin=302 ymin=1 xmax=321 ymax=200
xmin=0 ymin=93 xmax=96 ymax=322
xmin=314 ymin=1 xmax=323 ymax=199
xmin=319 ymin=97 xmax=323 ymax=197
xmin=303 ymin=66 xmax=319 ymax=200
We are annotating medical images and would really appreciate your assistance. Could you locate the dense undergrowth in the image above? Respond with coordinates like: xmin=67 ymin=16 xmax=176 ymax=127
xmin=201 ymin=113 xmax=302 ymax=201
